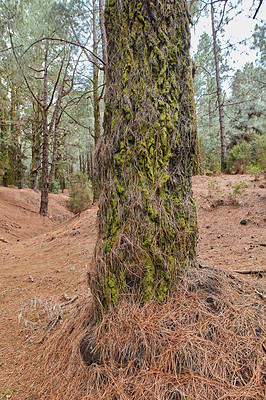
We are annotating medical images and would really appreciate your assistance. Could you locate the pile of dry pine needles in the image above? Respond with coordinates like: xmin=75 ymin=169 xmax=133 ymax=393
xmin=23 ymin=266 xmax=265 ymax=400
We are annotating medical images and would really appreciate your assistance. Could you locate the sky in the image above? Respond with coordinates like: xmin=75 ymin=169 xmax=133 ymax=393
xmin=191 ymin=0 xmax=266 ymax=71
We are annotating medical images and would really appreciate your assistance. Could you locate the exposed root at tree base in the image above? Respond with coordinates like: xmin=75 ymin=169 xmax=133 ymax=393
xmin=29 ymin=267 xmax=265 ymax=400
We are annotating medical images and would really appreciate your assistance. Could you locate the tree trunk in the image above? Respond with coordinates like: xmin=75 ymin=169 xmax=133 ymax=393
xmin=210 ymin=0 xmax=226 ymax=171
xmin=48 ymin=89 xmax=64 ymax=187
xmin=40 ymin=47 xmax=49 ymax=217
xmin=92 ymin=0 xmax=101 ymax=202
xmin=29 ymin=101 xmax=42 ymax=191
xmin=91 ymin=0 xmax=198 ymax=312
xmin=0 ymin=88 xmax=9 ymax=186
xmin=16 ymin=108 xmax=22 ymax=189
xmin=87 ymin=140 xmax=93 ymax=181
xmin=99 ymin=0 xmax=108 ymax=71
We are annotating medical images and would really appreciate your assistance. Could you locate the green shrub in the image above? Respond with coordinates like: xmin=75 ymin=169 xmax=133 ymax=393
xmin=68 ymin=173 xmax=92 ymax=214
xmin=49 ymin=178 xmax=61 ymax=194
xmin=226 ymin=141 xmax=251 ymax=174
xmin=248 ymin=164 xmax=261 ymax=181
xmin=252 ymin=134 xmax=266 ymax=171
xmin=199 ymin=136 xmax=221 ymax=174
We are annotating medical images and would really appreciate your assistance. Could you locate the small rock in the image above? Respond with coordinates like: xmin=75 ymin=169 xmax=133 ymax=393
xmin=217 ymin=235 xmax=221 ymax=238
xmin=240 ymin=219 xmax=247 ymax=225
xmin=259 ymin=184 xmax=264 ymax=188
xmin=29 ymin=276 xmax=34 ymax=282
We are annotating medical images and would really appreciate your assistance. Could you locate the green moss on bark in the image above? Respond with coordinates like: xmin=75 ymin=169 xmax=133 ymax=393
xmin=92 ymin=0 xmax=199 ymax=311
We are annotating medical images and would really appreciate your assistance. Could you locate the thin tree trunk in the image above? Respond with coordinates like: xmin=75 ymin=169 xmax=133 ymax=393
xmin=0 ymin=80 xmax=9 ymax=186
xmin=16 ymin=108 xmax=22 ymax=189
xmin=9 ymin=84 xmax=16 ymax=186
xmin=99 ymin=0 xmax=108 ymax=72
xmin=40 ymin=47 xmax=49 ymax=216
xmin=87 ymin=140 xmax=93 ymax=181
xmin=92 ymin=0 xmax=101 ymax=202
xmin=91 ymin=0 xmax=198 ymax=312
xmin=211 ymin=0 xmax=226 ymax=171
xmin=48 ymin=93 xmax=64 ymax=187
xmin=29 ymin=100 xmax=42 ymax=191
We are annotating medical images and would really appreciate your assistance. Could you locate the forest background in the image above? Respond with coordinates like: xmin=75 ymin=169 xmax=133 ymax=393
xmin=0 ymin=0 xmax=265 ymax=211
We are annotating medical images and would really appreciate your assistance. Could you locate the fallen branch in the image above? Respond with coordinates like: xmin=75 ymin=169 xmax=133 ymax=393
xmin=233 ymin=269 xmax=265 ymax=275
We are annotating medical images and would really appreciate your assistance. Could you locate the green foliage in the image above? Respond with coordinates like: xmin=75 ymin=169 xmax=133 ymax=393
xmin=49 ymin=178 xmax=60 ymax=194
xmin=193 ymin=32 xmax=230 ymax=173
xmin=226 ymin=133 xmax=266 ymax=175
xmin=199 ymin=136 xmax=221 ymax=174
xmin=229 ymin=63 xmax=266 ymax=139
xmin=226 ymin=141 xmax=251 ymax=174
xmin=0 ymin=0 xmax=96 ymax=191
xmin=68 ymin=173 xmax=92 ymax=214
xmin=248 ymin=164 xmax=261 ymax=181
xmin=252 ymin=134 xmax=266 ymax=170
xmin=252 ymin=23 xmax=265 ymax=67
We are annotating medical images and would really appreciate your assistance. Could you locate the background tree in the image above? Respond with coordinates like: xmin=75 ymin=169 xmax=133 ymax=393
xmin=0 ymin=0 xmax=100 ymax=214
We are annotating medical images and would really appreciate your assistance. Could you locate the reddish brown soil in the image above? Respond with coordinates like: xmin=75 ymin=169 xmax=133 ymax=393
xmin=0 ymin=175 xmax=265 ymax=398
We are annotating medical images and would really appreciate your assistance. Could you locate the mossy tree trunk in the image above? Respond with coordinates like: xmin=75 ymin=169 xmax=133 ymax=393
xmin=92 ymin=0 xmax=198 ymax=311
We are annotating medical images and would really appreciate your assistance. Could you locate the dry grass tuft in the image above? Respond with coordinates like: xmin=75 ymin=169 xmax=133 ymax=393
xmin=24 ymin=267 xmax=265 ymax=400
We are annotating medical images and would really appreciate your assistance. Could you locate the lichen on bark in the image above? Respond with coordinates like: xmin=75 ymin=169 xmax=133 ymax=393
xmin=92 ymin=0 xmax=199 ymax=311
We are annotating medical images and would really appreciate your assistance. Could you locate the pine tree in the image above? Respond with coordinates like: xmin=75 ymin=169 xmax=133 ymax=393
xmin=91 ymin=0 xmax=198 ymax=311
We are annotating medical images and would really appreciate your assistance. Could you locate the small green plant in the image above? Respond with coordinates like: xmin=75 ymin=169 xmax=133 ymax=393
xmin=207 ymin=180 xmax=222 ymax=199
xmin=228 ymin=180 xmax=248 ymax=203
xmin=207 ymin=180 xmax=224 ymax=206
xmin=68 ymin=173 xmax=92 ymax=214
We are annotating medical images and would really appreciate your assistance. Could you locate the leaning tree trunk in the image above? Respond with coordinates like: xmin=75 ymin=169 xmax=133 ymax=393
xmin=91 ymin=0 xmax=198 ymax=312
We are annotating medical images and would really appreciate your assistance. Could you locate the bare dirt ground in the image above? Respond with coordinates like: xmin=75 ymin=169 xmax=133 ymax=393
xmin=0 ymin=175 xmax=265 ymax=399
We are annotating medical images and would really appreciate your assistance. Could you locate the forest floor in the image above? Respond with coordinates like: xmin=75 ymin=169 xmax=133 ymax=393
xmin=0 ymin=174 xmax=265 ymax=399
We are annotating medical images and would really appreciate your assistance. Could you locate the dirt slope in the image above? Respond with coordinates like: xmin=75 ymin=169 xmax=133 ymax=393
xmin=0 ymin=186 xmax=72 ymax=244
xmin=0 ymin=175 xmax=265 ymax=398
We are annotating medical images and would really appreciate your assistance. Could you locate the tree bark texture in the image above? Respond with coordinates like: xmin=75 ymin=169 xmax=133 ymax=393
xmin=210 ymin=0 xmax=226 ymax=171
xmin=92 ymin=0 xmax=198 ymax=310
